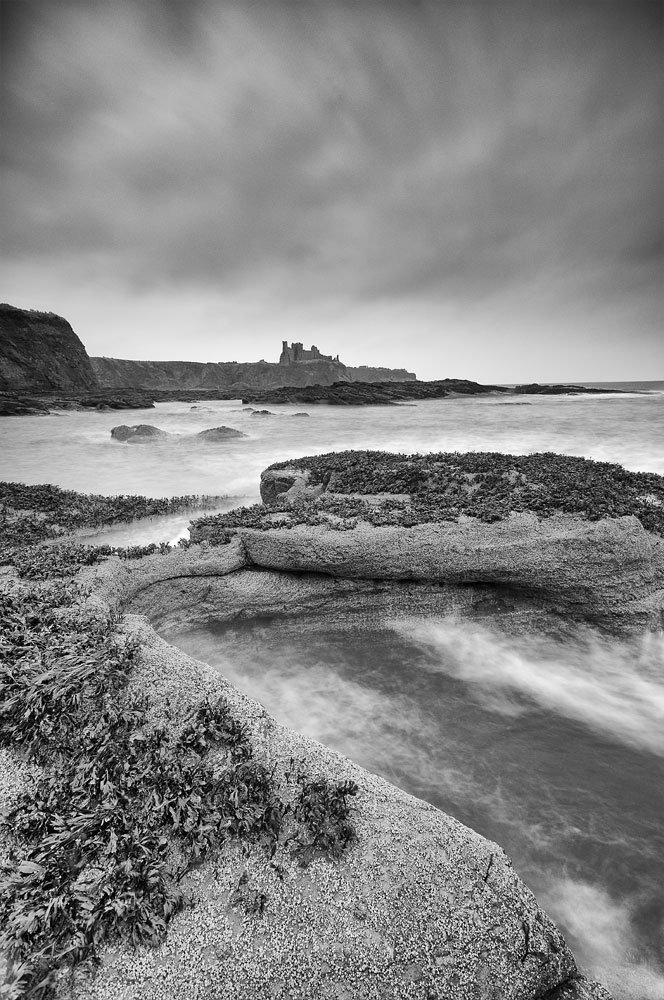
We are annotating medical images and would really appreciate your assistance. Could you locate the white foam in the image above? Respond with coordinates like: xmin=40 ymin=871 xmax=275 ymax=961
xmin=392 ymin=619 xmax=664 ymax=756
xmin=542 ymin=877 xmax=664 ymax=1000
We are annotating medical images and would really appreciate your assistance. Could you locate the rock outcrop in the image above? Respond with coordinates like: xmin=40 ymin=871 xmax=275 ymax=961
xmin=0 ymin=304 xmax=99 ymax=393
xmin=111 ymin=424 xmax=246 ymax=443
xmin=91 ymin=356 xmax=355 ymax=392
xmin=111 ymin=424 xmax=168 ymax=443
xmin=92 ymin=355 xmax=416 ymax=393
xmin=196 ymin=425 xmax=246 ymax=441
xmin=241 ymin=379 xmax=624 ymax=406
xmin=241 ymin=377 xmax=498 ymax=406
xmin=78 ymin=542 xmax=613 ymax=1000
xmin=0 ymin=389 xmax=156 ymax=415
xmin=189 ymin=451 xmax=664 ymax=634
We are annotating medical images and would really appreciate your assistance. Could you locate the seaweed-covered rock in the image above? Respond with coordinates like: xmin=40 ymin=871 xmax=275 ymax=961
xmin=196 ymin=451 xmax=664 ymax=634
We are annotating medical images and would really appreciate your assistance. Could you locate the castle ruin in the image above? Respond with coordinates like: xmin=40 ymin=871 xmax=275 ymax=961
xmin=279 ymin=341 xmax=340 ymax=365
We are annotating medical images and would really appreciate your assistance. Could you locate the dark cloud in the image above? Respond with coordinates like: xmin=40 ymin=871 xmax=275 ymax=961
xmin=1 ymin=0 xmax=662 ymax=375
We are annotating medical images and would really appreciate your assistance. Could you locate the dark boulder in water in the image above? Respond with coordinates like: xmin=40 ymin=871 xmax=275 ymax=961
xmin=196 ymin=426 xmax=246 ymax=441
xmin=111 ymin=424 xmax=246 ymax=444
xmin=111 ymin=424 xmax=169 ymax=443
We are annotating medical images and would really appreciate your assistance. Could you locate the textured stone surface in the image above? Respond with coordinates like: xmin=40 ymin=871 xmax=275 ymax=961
xmin=70 ymin=548 xmax=614 ymax=1000
xmin=235 ymin=513 xmax=663 ymax=633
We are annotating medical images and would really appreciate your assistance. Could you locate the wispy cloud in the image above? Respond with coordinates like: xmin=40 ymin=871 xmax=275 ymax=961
xmin=1 ymin=0 xmax=662 ymax=378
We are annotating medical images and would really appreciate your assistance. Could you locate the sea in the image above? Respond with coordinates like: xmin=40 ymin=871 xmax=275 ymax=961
xmin=1 ymin=381 xmax=663 ymax=999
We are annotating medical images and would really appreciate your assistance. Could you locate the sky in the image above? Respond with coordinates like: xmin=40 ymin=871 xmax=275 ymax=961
xmin=1 ymin=0 xmax=662 ymax=382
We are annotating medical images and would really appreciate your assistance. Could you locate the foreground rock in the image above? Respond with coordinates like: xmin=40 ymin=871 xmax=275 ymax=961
xmin=75 ymin=542 xmax=612 ymax=1000
xmin=191 ymin=451 xmax=664 ymax=634
xmin=0 ymin=459 xmax=618 ymax=998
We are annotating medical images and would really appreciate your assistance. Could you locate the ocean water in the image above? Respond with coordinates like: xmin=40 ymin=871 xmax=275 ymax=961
xmin=168 ymin=619 xmax=664 ymax=1000
xmin=2 ymin=383 xmax=663 ymax=996
xmin=0 ymin=383 xmax=662 ymax=516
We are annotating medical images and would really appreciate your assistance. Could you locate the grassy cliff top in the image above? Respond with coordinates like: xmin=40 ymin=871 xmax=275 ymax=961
xmin=191 ymin=450 xmax=664 ymax=541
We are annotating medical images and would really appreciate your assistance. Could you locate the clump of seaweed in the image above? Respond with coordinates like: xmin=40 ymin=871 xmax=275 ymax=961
xmin=0 ymin=557 xmax=358 ymax=997
xmin=0 ymin=577 xmax=281 ymax=996
xmin=288 ymin=767 xmax=359 ymax=868
xmin=9 ymin=541 xmax=179 ymax=580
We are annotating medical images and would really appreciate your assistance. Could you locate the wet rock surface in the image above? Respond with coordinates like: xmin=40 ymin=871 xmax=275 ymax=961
xmin=72 ymin=544 xmax=614 ymax=1000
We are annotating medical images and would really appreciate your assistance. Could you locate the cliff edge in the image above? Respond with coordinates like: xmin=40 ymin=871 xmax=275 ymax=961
xmin=0 ymin=304 xmax=99 ymax=393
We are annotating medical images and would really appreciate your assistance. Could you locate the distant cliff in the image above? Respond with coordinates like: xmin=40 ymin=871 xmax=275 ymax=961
xmin=91 ymin=356 xmax=354 ymax=392
xmin=347 ymin=365 xmax=415 ymax=382
xmin=0 ymin=304 xmax=99 ymax=393
xmin=0 ymin=303 xmax=415 ymax=402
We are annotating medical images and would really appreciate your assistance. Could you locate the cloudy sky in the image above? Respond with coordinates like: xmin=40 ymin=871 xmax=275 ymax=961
xmin=1 ymin=0 xmax=662 ymax=381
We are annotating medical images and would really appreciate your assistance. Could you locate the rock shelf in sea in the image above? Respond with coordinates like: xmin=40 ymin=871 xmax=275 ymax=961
xmin=3 ymin=448 xmax=657 ymax=998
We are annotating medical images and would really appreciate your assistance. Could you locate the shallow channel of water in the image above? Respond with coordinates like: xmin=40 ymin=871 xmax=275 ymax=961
xmin=164 ymin=615 xmax=664 ymax=1000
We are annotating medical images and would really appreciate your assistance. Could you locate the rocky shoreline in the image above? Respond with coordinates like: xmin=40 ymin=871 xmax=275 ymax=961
xmin=4 ymin=448 xmax=658 ymax=998
xmin=240 ymin=379 xmax=626 ymax=407
xmin=0 ymin=378 xmax=625 ymax=417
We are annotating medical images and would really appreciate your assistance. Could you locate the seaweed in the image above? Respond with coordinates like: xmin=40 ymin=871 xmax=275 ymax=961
xmin=0 ymin=550 xmax=359 ymax=996
xmin=190 ymin=451 xmax=664 ymax=541
xmin=0 ymin=482 xmax=225 ymax=563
